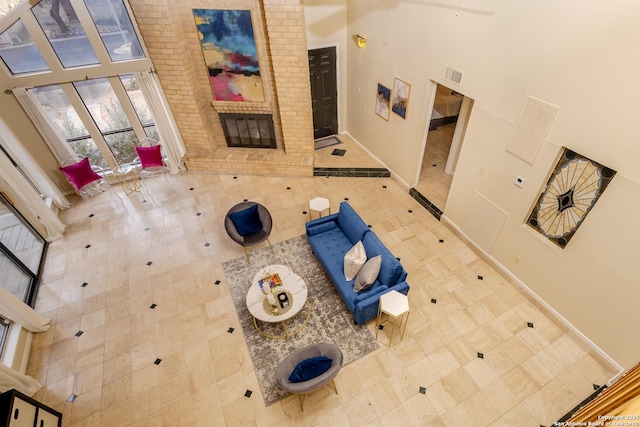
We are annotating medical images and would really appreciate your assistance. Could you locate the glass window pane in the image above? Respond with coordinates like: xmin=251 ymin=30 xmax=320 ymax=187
xmin=143 ymin=125 xmax=159 ymax=141
xmin=247 ymin=120 xmax=260 ymax=140
xmin=68 ymin=137 xmax=109 ymax=171
xmin=31 ymin=84 xmax=109 ymax=170
xmin=32 ymin=84 xmax=88 ymax=139
xmin=74 ymin=78 xmax=138 ymax=165
xmin=31 ymin=0 xmax=99 ymax=68
xmin=0 ymin=19 xmax=50 ymax=74
xmin=0 ymin=251 xmax=32 ymax=302
xmin=258 ymin=120 xmax=272 ymax=146
xmin=83 ymin=0 xmax=144 ymax=62
xmin=0 ymin=317 xmax=8 ymax=356
xmin=0 ymin=198 xmax=45 ymax=274
xmin=120 ymin=74 xmax=153 ymax=126
xmin=74 ymin=78 xmax=131 ymax=133
xmin=104 ymin=130 xmax=137 ymax=164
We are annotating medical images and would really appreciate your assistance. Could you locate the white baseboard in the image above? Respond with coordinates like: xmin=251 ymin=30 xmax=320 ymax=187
xmin=341 ymin=132 xmax=412 ymax=190
xmin=441 ymin=214 xmax=624 ymax=381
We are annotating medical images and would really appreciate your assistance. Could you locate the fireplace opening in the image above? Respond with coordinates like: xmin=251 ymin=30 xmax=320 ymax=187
xmin=219 ymin=113 xmax=276 ymax=149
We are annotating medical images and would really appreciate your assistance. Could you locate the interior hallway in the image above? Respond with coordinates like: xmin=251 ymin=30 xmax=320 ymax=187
xmin=26 ymin=143 xmax=617 ymax=426
xmin=415 ymin=123 xmax=456 ymax=212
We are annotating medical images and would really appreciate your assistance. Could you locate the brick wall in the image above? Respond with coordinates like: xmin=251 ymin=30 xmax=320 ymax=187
xmin=129 ymin=0 xmax=314 ymax=176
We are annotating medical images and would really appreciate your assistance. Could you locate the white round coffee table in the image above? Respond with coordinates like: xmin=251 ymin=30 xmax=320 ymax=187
xmin=246 ymin=264 xmax=310 ymax=339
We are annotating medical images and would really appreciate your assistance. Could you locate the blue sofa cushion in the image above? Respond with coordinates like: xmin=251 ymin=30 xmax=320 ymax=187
xmin=229 ymin=205 xmax=263 ymax=236
xmin=336 ymin=202 xmax=370 ymax=244
xmin=362 ymin=232 xmax=403 ymax=286
xmin=288 ymin=356 xmax=333 ymax=383
xmin=307 ymin=225 xmax=357 ymax=302
xmin=307 ymin=221 xmax=337 ymax=236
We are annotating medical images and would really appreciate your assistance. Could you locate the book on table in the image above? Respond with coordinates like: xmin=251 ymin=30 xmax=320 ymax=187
xmin=259 ymin=273 xmax=282 ymax=292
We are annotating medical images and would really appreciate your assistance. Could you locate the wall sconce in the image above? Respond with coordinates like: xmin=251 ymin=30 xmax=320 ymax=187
xmin=352 ymin=34 xmax=366 ymax=48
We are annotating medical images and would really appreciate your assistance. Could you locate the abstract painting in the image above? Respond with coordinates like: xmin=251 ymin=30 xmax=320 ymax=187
xmin=193 ymin=9 xmax=264 ymax=102
xmin=392 ymin=78 xmax=410 ymax=119
xmin=375 ymin=83 xmax=391 ymax=120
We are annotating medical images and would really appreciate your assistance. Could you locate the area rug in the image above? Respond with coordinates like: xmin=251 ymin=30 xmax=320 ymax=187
xmin=222 ymin=234 xmax=379 ymax=406
xmin=314 ymin=135 xmax=342 ymax=150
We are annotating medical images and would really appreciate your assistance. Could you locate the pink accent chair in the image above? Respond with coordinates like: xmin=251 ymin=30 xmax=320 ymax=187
xmin=135 ymin=137 xmax=168 ymax=180
xmin=59 ymin=156 xmax=108 ymax=201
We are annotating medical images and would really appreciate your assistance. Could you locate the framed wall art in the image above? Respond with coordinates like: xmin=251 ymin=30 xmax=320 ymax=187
xmin=391 ymin=78 xmax=411 ymax=119
xmin=375 ymin=83 xmax=391 ymax=120
xmin=193 ymin=9 xmax=264 ymax=102
xmin=526 ymin=148 xmax=616 ymax=248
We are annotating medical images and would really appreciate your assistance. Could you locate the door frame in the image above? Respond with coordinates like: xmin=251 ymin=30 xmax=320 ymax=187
xmin=308 ymin=42 xmax=341 ymax=136
xmin=444 ymin=96 xmax=473 ymax=176
xmin=414 ymin=80 xmax=473 ymax=195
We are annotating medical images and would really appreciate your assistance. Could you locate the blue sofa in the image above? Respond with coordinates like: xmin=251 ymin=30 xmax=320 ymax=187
xmin=305 ymin=201 xmax=410 ymax=325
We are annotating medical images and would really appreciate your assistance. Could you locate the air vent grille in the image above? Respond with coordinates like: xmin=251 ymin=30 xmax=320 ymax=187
xmin=443 ymin=66 xmax=463 ymax=84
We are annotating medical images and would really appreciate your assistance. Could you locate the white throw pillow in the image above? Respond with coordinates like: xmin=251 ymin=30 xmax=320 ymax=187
xmin=344 ymin=241 xmax=366 ymax=281
xmin=354 ymin=255 xmax=382 ymax=292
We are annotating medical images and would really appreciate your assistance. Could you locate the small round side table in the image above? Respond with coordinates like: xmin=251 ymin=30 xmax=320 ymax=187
xmin=112 ymin=164 xmax=142 ymax=195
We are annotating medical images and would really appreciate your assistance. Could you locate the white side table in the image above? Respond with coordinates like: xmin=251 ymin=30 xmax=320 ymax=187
xmin=112 ymin=164 xmax=142 ymax=195
xmin=309 ymin=197 xmax=330 ymax=219
xmin=375 ymin=290 xmax=409 ymax=346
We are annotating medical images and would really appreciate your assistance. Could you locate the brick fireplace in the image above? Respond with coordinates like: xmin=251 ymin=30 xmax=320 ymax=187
xmin=219 ymin=113 xmax=276 ymax=149
xmin=128 ymin=0 xmax=314 ymax=176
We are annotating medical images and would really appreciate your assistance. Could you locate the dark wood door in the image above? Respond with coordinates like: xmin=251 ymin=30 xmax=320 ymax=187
xmin=308 ymin=47 xmax=338 ymax=139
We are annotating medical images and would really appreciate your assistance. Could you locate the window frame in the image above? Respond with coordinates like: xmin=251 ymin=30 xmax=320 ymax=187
xmin=0 ymin=0 xmax=151 ymax=91
xmin=0 ymin=1 xmax=155 ymax=172
xmin=0 ymin=316 xmax=9 ymax=359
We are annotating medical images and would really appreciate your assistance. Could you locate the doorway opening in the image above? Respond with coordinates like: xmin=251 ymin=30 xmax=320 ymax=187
xmin=308 ymin=45 xmax=391 ymax=177
xmin=414 ymin=82 xmax=473 ymax=218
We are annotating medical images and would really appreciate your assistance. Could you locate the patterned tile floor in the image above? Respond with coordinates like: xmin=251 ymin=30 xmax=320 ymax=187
xmin=27 ymin=145 xmax=618 ymax=426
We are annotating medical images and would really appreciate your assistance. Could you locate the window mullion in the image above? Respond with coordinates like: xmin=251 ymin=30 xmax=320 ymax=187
xmin=0 ymin=316 xmax=9 ymax=359
xmin=60 ymin=83 xmax=118 ymax=169
xmin=68 ymin=0 xmax=112 ymax=65
xmin=19 ymin=9 xmax=63 ymax=74
xmin=108 ymin=76 xmax=145 ymax=140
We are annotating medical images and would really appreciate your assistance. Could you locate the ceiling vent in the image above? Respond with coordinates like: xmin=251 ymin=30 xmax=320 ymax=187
xmin=443 ymin=66 xmax=463 ymax=85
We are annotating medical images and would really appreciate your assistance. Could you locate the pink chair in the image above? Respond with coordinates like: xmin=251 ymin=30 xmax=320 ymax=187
xmin=59 ymin=156 xmax=108 ymax=201
xmin=135 ymin=137 xmax=168 ymax=180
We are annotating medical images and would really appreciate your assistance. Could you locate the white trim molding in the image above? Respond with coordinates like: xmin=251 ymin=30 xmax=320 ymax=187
xmin=441 ymin=213 xmax=624 ymax=380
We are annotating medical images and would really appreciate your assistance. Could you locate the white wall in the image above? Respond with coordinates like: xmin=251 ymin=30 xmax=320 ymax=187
xmin=304 ymin=0 xmax=348 ymax=133
xmin=343 ymin=0 xmax=640 ymax=368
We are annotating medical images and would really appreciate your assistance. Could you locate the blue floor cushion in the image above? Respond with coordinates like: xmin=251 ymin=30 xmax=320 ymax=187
xmin=288 ymin=356 xmax=333 ymax=383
